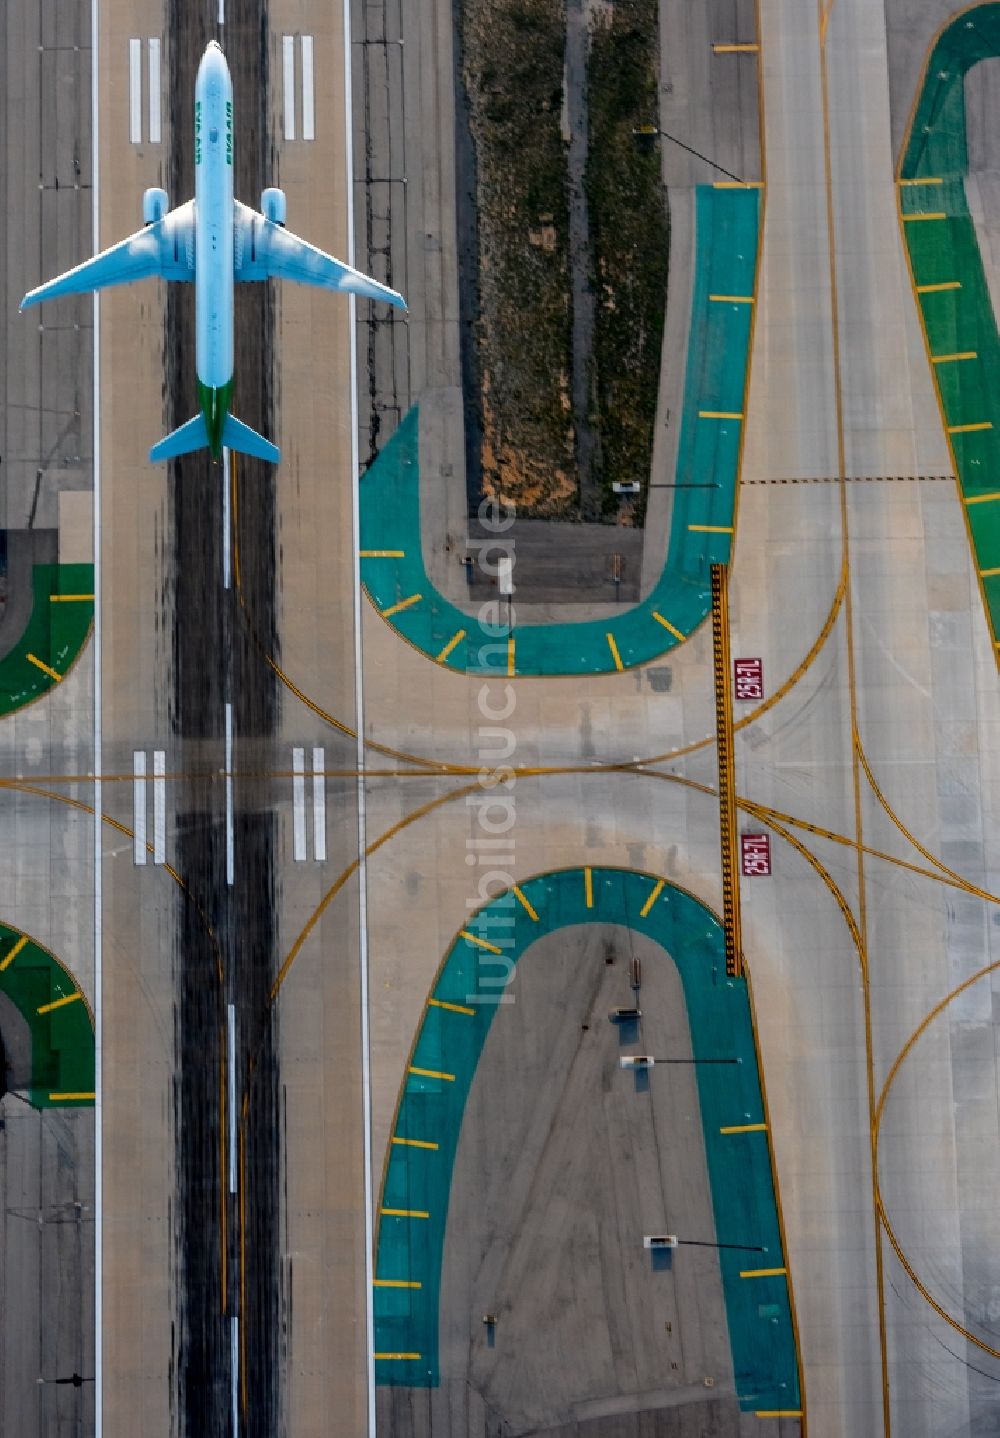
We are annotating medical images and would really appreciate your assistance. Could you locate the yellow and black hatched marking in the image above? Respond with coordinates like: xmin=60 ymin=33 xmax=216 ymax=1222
xmin=711 ymin=563 xmax=743 ymax=978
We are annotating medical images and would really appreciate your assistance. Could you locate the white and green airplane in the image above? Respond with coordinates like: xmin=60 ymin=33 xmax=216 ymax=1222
xmin=21 ymin=40 xmax=405 ymax=464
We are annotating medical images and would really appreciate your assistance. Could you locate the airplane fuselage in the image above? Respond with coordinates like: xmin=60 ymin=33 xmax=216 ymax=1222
xmin=194 ymin=42 xmax=235 ymax=457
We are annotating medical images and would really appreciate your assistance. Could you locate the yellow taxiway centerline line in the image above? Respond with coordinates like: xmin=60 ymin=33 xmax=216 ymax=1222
xmin=382 ymin=593 xmax=422 ymax=618
xmin=428 ymin=996 xmax=475 ymax=1016
xmin=0 ymin=935 xmax=29 ymax=971
xmin=640 ymin=878 xmax=665 ymax=918
xmin=26 ymin=653 xmax=62 ymax=682
xmin=37 ymin=991 xmax=82 ymax=1015
xmin=513 ymin=885 xmax=539 ymax=921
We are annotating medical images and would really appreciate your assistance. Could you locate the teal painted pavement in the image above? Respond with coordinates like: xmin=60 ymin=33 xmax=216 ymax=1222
xmin=360 ymin=187 xmax=759 ymax=675
xmin=374 ymin=867 xmax=801 ymax=1413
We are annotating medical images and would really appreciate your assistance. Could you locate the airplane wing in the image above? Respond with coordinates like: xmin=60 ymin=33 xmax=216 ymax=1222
xmin=20 ymin=202 xmax=195 ymax=310
xmin=234 ymin=201 xmax=405 ymax=308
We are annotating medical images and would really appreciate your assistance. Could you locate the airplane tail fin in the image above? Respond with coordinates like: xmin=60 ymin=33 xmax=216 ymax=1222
xmin=222 ymin=413 xmax=280 ymax=464
xmin=149 ymin=413 xmax=210 ymax=462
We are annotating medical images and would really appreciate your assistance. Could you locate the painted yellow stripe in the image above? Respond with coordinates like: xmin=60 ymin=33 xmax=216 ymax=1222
xmin=409 ymin=1065 xmax=455 ymax=1083
xmin=903 ymin=211 xmax=946 ymax=222
xmin=373 ymin=1279 xmax=422 ymax=1289
xmin=640 ymin=878 xmax=665 ymax=918
xmin=381 ymin=1208 xmax=429 ymax=1219
xmin=374 ymin=1352 xmax=422 ymax=1360
xmin=689 ymin=524 xmax=734 ymax=534
xmin=49 ymin=593 xmax=95 ymax=603
xmin=966 ymin=491 xmax=1000 ymax=506
xmin=49 ymin=1091 xmax=95 ymax=1101
xmin=948 ymin=421 xmax=992 ymax=434
xmin=513 ymin=885 xmax=539 ymax=921
xmin=436 ymin=629 xmax=466 ymax=663
xmin=739 ymin=1266 xmax=787 ymax=1279
xmin=429 ymin=996 xmax=475 ymax=1016
xmin=932 ymin=351 xmax=976 ymax=364
xmin=651 ymin=611 xmax=685 ymax=641
xmin=584 ymin=867 xmax=594 ymax=909
xmin=606 ymin=633 xmax=623 ymax=672
xmin=382 ymin=593 xmax=422 ymax=618
xmin=26 ymin=653 xmax=62 ymax=683
xmin=898 ymin=176 xmax=942 ymax=186
xmin=916 ymin=280 xmax=960 ymax=293
xmin=720 ymin=1122 xmax=768 ymax=1135
xmin=712 ymin=42 xmax=759 ymax=53
xmin=507 ymin=636 xmax=515 ymax=677
xmin=0 ymin=935 xmax=29 ymax=972
xmin=37 ymin=991 xmax=82 ymax=1015
xmin=359 ymin=549 xmax=405 ymax=557
xmin=699 ymin=410 xmax=743 ymax=420
xmin=980 ymin=567 xmax=1000 ymax=578
xmin=712 ymin=181 xmax=763 ymax=189
xmin=709 ymin=293 xmax=755 ymax=304
xmin=392 ymin=1136 xmax=439 ymax=1151
xmin=755 ymin=1413 xmax=804 ymax=1420
xmin=460 ymin=929 xmax=503 ymax=955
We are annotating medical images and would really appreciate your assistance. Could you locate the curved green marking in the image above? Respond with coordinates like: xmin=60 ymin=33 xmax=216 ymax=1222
xmin=361 ymin=186 xmax=759 ymax=675
xmin=197 ymin=379 xmax=234 ymax=460
xmin=374 ymin=867 xmax=800 ymax=1412
xmin=0 ymin=564 xmax=94 ymax=716
xmin=900 ymin=4 xmax=1000 ymax=645
xmin=0 ymin=927 xmax=94 ymax=1108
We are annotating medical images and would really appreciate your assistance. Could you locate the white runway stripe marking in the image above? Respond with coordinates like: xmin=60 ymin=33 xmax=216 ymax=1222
xmin=147 ymin=39 xmax=161 ymax=143
xmin=283 ymin=36 xmax=296 ymax=140
xmin=301 ymin=36 xmax=315 ymax=141
xmin=292 ymin=747 xmax=307 ymax=860
xmin=153 ymin=750 xmax=166 ymax=864
xmin=312 ymin=746 xmax=326 ymax=861
xmin=132 ymin=751 xmax=147 ymax=864
xmin=128 ymin=40 xmax=142 ymax=144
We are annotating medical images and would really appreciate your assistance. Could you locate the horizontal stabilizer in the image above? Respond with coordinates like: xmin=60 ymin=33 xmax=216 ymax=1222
xmin=149 ymin=413 xmax=209 ymax=462
xmin=222 ymin=413 xmax=280 ymax=464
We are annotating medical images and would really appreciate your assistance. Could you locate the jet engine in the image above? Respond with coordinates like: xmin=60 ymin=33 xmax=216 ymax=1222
xmin=143 ymin=188 xmax=169 ymax=225
xmin=260 ymin=187 xmax=287 ymax=226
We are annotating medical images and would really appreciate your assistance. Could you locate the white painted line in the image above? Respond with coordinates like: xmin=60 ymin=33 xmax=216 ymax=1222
xmin=133 ymin=752 xmax=147 ymax=865
xmin=230 ymin=1315 xmax=239 ymax=1436
xmin=222 ymin=447 xmax=231 ymax=589
xmin=93 ymin=0 xmax=103 ymax=1423
xmin=147 ymin=39 xmax=161 ymax=144
xmin=343 ymin=0 xmax=376 ymax=1416
xmin=228 ymin=1004 xmax=236 ymax=1193
xmin=301 ymin=36 xmax=315 ymax=141
xmin=225 ymin=703 xmax=234 ymax=887
xmin=312 ymin=746 xmax=326 ymax=862
xmin=153 ymin=750 xmax=166 ymax=864
xmin=218 ymin=0 xmax=225 ymax=25
xmin=292 ymin=747 xmax=306 ymax=860
xmin=128 ymin=39 xmax=142 ymax=144
xmin=282 ymin=36 xmax=296 ymax=140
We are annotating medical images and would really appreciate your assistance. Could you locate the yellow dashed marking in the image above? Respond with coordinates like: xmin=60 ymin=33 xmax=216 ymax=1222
xmin=460 ymin=929 xmax=503 ymax=955
xmin=903 ymin=211 xmax=946 ymax=222
xmin=699 ymin=410 xmax=743 ymax=420
xmin=584 ymin=867 xmax=594 ymax=909
xmin=966 ymin=491 xmax=1000 ymax=506
xmin=428 ymin=996 xmax=475 ymax=1016
xmin=513 ymin=885 xmax=539 ymax=921
xmin=898 ymin=176 xmax=942 ymax=186
xmin=640 ymin=878 xmax=665 ymax=918
xmin=381 ymin=1208 xmax=429 ymax=1219
xmin=0 ymin=935 xmax=29 ymax=972
xmin=409 ymin=1065 xmax=455 ymax=1083
xmin=948 ymin=422 xmax=992 ymax=435
xmin=392 ymin=1136 xmax=439 ymax=1151
xmin=373 ymin=1279 xmax=422 ymax=1289
xmin=606 ymin=633 xmax=623 ymax=671
xmin=507 ymin=636 xmax=515 ymax=677
xmin=689 ymin=524 xmax=734 ymax=534
xmin=374 ymin=1352 xmax=422 ymax=1360
xmin=359 ymin=549 xmax=405 ymax=557
xmin=709 ymin=294 xmax=755 ymax=303
xmin=382 ymin=593 xmax=422 ymax=618
xmin=49 ymin=593 xmax=95 ymax=603
xmin=916 ymin=280 xmax=960 ymax=293
xmin=37 ymin=991 xmax=82 ymax=1015
xmin=651 ymin=611 xmax=685 ymax=641
xmin=26 ymin=653 xmax=62 ymax=682
xmin=932 ymin=352 xmax=976 ymax=364
xmin=49 ymin=1091 xmax=95 ymax=1101
xmin=436 ymin=629 xmax=466 ymax=663
xmin=720 ymin=1122 xmax=768 ymax=1135
xmin=980 ymin=567 xmax=1000 ymax=578
xmin=739 ymin=1266 xmax=787 ymax=1279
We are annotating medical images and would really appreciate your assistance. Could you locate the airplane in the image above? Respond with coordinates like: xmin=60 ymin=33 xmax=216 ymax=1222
xmin=20 ymin=40 xmax=405 ymax=465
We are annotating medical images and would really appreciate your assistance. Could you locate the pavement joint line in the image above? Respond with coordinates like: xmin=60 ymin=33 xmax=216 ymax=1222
xmin=699 ymin=410 xmax=743 ymax=419
xmin=428 ymin=996 xmax=475 ymax=1016
xmin=709 ymin=293 xmax=754 ymax=302
xmin=359 ymin=549 xmax=405 ymax=557
xmin=513 ymin=885 xmax=539 ymax=921
xmin=37 ymin=991 xmax=82 ymax=1015
xmin=507 ymin=635 xmax=515 ymax=677
xmin=652 ymin=611 xmax=685 ymax=640
xmin=436 ymin=629 xmax=465 ymax=663
xmin=932 ymin=351 xmax=976 ymax=363
xmin=948 ymin=422 xmax=992 ymax=434
xmin=49 ymin=1091 xmax=96 ymax=1101
xmin=966 ymin=492 xmax=1000 ymax=505
xmin=903 ymin=211 xmax=946 ymax=221
xmin=721 ymin=1122 xmax=768 ymax=1134
xmin=690 ymin=524 xmax=734 ymax=533
xmin=584 ymin=867 xmax=594 ymax=908
xmin=391 ymin=1136 xmax=439 ymax=1151
xmin=382 ymin=592 xmax=422 ymax=618
xmin=606 ymin=632 xmax=624 ymax=671
xmin=459 ymin=929 xmax=503 ymax=955
xmin=373 ymin=1279 xmax=422 ymax=1289
xmin=408 ymin=1065 xmax=456 ymax=1083
xmin=49 ymin=593 xmax=96 ymax=602
xmin=640 ymin=878 xmax=665 ymax=917
xmin=381 ymin=1208 xmax=429 ymax=1219
xmin=739 ymin=1266 xmax=786 ymax=1279
xmin=916 ymin=280 xmax=960 ymax=292
xmin=0 ymin=934 xmax=29 ymax=971
xmin=26 ymin=652 xmax=62 ymax=682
